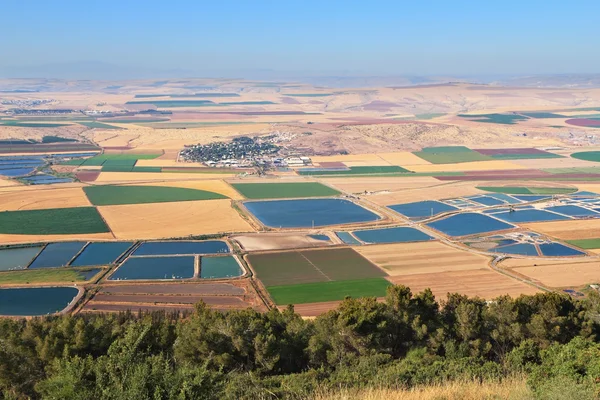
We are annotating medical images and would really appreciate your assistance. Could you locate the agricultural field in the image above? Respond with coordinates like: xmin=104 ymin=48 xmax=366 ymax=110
xmin=0 ymin=187 xmax=91 ymax=211
xmin=98 ymin=199 xmax=253 ymax=239
xmin=231 ymin=182 xmax=340 ymax=199
xmin=0 ymin=207 xmax=109 ymax=235
xmin=83 ymin=185 xmax=227 ymax=205
xmin=413 ymin=146 xmax=492 ymax=164
xmin=0 ymin=268 xmax=100 ymax=285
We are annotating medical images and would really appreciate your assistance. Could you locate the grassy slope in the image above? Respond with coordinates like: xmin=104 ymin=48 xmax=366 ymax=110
xmin=83 ymin=185 xmax=227 ymax=206
xmin=232 ymin=182 xmax=340 ymax=199
xmin=267 ymin=278 xmax=391 ymax=305
xmin=0 ymin=207 xmax=110 ymax=234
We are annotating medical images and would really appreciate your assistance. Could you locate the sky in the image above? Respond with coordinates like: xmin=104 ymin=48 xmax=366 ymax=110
xmin=2 ymin=0 xmax=600 ymax=77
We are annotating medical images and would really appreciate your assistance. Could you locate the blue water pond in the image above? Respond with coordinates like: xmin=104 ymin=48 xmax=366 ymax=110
xmin=388 ymin=200 xmax=457 ymax=219
xmin=426 ymin=213 xmax=514 ymax=237
xmin=133 ymin=241 xmax=229 ymax=256
xmin=352 ymin=227 xmax=433 ymax=244
xmin=0 ymin=287 xmax=79 ymax=316
xmin=110 ymin=256 xmax=195 ymax=280
xmin=244 ymin=199 xmax=380 ymax=228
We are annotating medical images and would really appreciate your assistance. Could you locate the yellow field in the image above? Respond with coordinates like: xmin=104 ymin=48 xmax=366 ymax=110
xmin=500 ymin=257 xmax=594 ymax=269
xmin=323 ymin=176 xmax=440 ymax=194
xmin=511 ymin=261 xmax=600 ymax=288
xmin=521 ymin=219 xmax=600 ymax=240
xmin=127 ymin=179 xmax=243 ymax=200
xmin=376 ymin=151 xmax=433 ymax=165
xmin=386 ymin=269 xmax=540 ymax=300
xmin=0 ymin=178 xmax=20 ymax=187
xmin=0 ymin=187 xmax=91 ymax=211
xmin=134 ymin=159 xmax=207 ymax=167
xmin=98 ymin=199 xmax=254 ymax=239
xmin=510 ymin=157 xmax=598 ymax=169
xmin=0 ymin=232 xmax=114 ymax=245
xmin=405 ymin=160 xmax=526 ymax=173
xmin=94 ymin=172 xmax=238 ymax=183
xmin=342 ymin=160 xmax=392 ymax=167
xmin=356 ymin=242 xmax=491 ymax=275
xmin=367 ymin=181 xmax=484 ymax=205
xmin=310 ymin=154 xmax=388 ymax=163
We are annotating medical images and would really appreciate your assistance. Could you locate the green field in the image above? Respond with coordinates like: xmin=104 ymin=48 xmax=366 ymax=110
xmin=231 ymin=182 xmax=340 ymax=199
xmin=488 ymin=153 xmax=563 ymax=160
xmin=219 ymin=101 xmax=275 ymax=105
xmin=125 ymin=100 xmax=216 ymax=107
xmin=248 ymin=248 xmax=386 ymax=287
xmin=544 ymin=167 xmax=600 ymax=174
xmin=78 ymin=121 xmax=121 ymax=130
xmin=83 ymin=185 xmax=227 ymax=206
xmin=80 ymin=154 xmax=161 ymax=166
xmin=414 ymin=146 xmax=491 ymax=164
xmin=571 ymin=151 xmax=600 ymax=162
xmin=0 ymin=121 xmax=71 ymax=128
xmin=0 ymin=268 xmax=99 ymax=285
xmin=518 ymin=112 xmax=567 ymax=119
xmin=297 ymin=166 xmax=410 ymax=176
xmin=566 ymin=238 xmax=600 ymax=250
xmin=267 ymin=278 xmax=391 ymax=305
xmin=458 ymin=113 xmax=530 ymax=124
xmin=0 ymin=207 xmax=110 ymax=235
xmin=415 ymin=113 xmax=447 ymax=120
xmin=478 ymin=186 xmax=577 ymax=195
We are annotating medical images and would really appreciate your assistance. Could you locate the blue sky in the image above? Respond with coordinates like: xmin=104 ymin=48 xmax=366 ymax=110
xmin=2 ymin=0 xmax=599 ymax=75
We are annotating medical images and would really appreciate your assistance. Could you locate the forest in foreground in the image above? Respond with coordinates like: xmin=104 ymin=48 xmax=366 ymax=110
xmin=2 ymin=286 xmax=600 ymax=400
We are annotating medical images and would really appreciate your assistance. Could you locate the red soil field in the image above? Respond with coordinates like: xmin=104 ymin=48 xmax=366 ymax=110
xmin=474 ymin=148 xmax=548 ymax=155
xmin=102 ymin=146 xmax=132 ymax=151
xmin=463 ymin=169 xmax=550 ymax=176
xmin=566 ymin=119 xmax=600 ymax=128
xmin=280 ymin=97 xmax=301 ymax=105
xmin=100 ymin=283 xmax=246 ymax=296
xmin=76 ymin=171 xmax=100 ymax=182
xmin=82 ymin=303 xmax=195 ymax=313
xmin=362 ymin=100 xmax=399 ymax=112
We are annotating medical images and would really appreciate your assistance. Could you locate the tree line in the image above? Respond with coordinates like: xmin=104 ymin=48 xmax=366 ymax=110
xmin=2 ymin=285 xmax=600 ymax=399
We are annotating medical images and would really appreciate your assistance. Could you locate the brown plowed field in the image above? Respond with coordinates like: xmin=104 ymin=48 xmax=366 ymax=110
xmin=521 ymin=219 xmax=600 ymax=240
xmin=99 ymin=283 xmax=246 ymax=296
xmin=98 ymin=199 xmax=254 ymax=239
xmin=76 ymin=171 xmax=100 ymax=182
xmin=356 ymin=242 xmax=491 ymax=276
xmin=288 ymin=300 xmax=344 ymax=316
xmin=474 ymin=148 xmax=548 ymax=155
xmin=406 ymin=160 xmax=525 ymax=173
xmin=386 ymin=269 xmax=540 ymax=300
xmin=82 ymin=303 xmax=195 ymax=313
xmin=92 ymin=293 xmax=249 ymax=307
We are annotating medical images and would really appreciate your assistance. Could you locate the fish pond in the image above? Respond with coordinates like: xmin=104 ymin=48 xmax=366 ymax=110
xmin=352 ymin=227 xmax=433 ymax=244
xmin=427 ymin=213 xmax=514 ymax=237
xmin=109 ymin=256 xmax=195 ymax=280
xmin=28 ymin=242 xmax=87 ymax=269
xmin=244 ymin=199 xmax=380 ymax=228
xmin=133 ymin=241 xmax=229 ymax=256
xmin=70 ymin=242 xmax=134 ymax=266
xmin=0 ymin=287 xmax=79 ymax=316
xmin=538 ymin=243 xmax=586 ymax=257
xmin=335 ymin=231 xmax=362 ymax=245
xmin=493 ymin=209 xmax=570 ymax=223
xmin=388 ymin=200 xmax=457 ymax=219
xmin=0 ymin=246 xmax=43 ymax=271
xmin=200 ymin=256 xmax=243 ymax=279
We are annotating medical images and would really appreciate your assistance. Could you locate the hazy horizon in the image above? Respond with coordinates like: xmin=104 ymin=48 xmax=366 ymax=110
xmin=2 ymin=0 xmax=599 ymax=80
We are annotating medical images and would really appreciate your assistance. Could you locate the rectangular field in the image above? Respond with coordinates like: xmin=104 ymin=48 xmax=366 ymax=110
xmin=0 ymin=187 xmax=91 ymax=211
xmin=98 ymin=199 xmax=253 ymax=239
xmin=267 ymin=278 xmax=391 ymax=305
xmin=321 ymin=176 xmax=440 ymax=194
xmin=356 ymin=242 xmax=491 ymax=276
xmin=0 ymin=207 xmax=110 ymax=235
xmin=231 ymin=182 xmax=340 ymax=199
xmin=509 ymin=262 xmax=600 ymax=288
xmin=386 ymin=269 xmax=540 ymax=300
xmin=0 ymin=268 xmax=100 ymax=285
xmin=522 ymin=219 xmax=600 ymax=241
xmin=247 ymin=248 xmax=386 ymax=287
xmin=566 ymin=238 xmax=600 ymax=249
xmin=83 ymin=185 xmax=227 ymax=205
xmin=405 ymin=160 xmax=526 ymax=173
xmin=297 ymin=166 xmax=409 ymax=176
xmin=413 ymin=146 xmax=492 ymax=164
